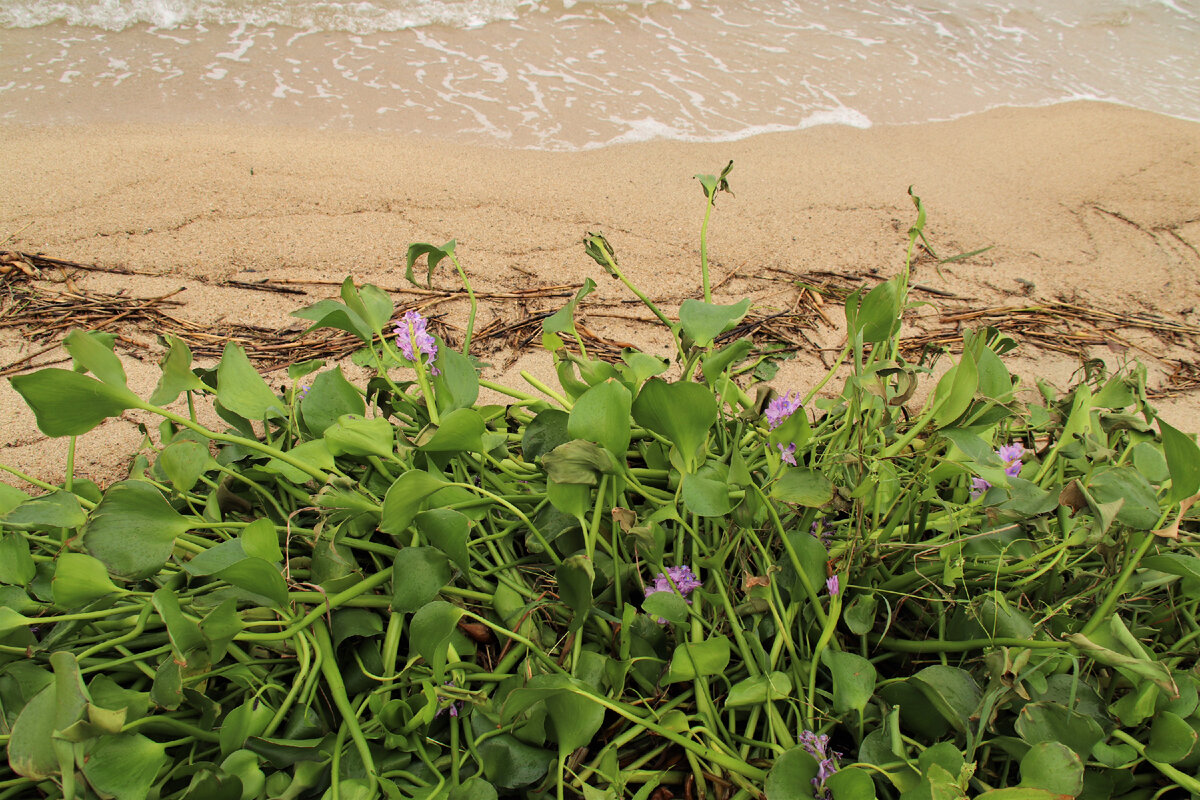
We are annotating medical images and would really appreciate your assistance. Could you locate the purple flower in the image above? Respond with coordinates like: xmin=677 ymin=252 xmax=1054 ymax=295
xmin=777 ymin=442 xmax=797 ymax=465
xmin=765 ymin=391 xmax=802 ymax=430
xmin=643 ymin=565 xmax=701 ymax=623
xmin=826 ymin=575 xmax=840 ymax=597
xmin=436 ymin=680 xmax=461 ymax=718
xmin=811 ymin=518 xmax=832 ymax=545
xmin=799 ymin=730 xmax=841 ymax=800
xmin=297 ymin=384 xmax=309 ymax=401
xmin=394 ymin=310 xmax=439 ymax=372
xmin=970 ymin=476 xmax=992 ymax=499
xmin=999 ymin=441 xmax=1024 ymax=478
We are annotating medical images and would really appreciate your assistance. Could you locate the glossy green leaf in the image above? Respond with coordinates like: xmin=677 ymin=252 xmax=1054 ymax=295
xmin=827 ymin=766 xmax=878 ymax=800
xmin=823 ymin=650 xmax=877 ymax=714
xmin=448 ymin=777 xmax=499 ymax=800
xmin=855 ymin=279 xmax=900 ymax=343
xmin=6 ymin=685 xmax=58 ymax=779
xmin=568 ymin=379 xmax=632 ymax=459
xmin=680 ymin=470 xmax=733 ymax=517
xmin=52 ymin=553 xmax=122 ymax=608
xmin=522 ymin=409 xmax=570 ymax=462
xmin=1085 ymin=466 xmax=1161 ymax=530
xmin=663 ymin=636 xmax=731 ymax=683
xmin=0 ymin=534 xmax=36 ymax=586
xmin=416 ymin=509 xmax=471 ymax=572
xmin=1019 ymin=741 xmax=1083 ymax=796
xmin=380 ymin=470 xmax=448 ymax=534
xmin=503 ymin=674 xmax=605 ymax=753
xmin=417 ymin=407 xmax=486 ymax=453
xmin=701 ymin=337 xmax=754 ymax=384
xmin=216 ymin=343 xmax=285 ymax=420
xmin=542 ymin=439 xmax=616 ymax=485
xmin=150 ymin=657 xmax=183 ymax=710
xmin=409 ymin=600 xmax=465 ymax=682
xmin=433 ymin=344 xmax=480 ymax=413
xmin=65 ymin=328 xmax=127 ymax=386
xmin=1145 ymin=710 xmax=1197 ymax=764
xmin=323 ymin=414 xmax=394 ymax=458
xmin=632 ymin=379 xmax=716 ymax=471
xmin=215 ymin=558 xmax=289 ymax=608
xmin=152 ymin=586 xmax=205 ymax=659
xmin=158 ymin=439 xmax=211 ymax=493
xmin=292 ymin=292 xmax=372 ymax=343
xmin=765 ymin=746 xmax=819 ymax=800
xmin=150 ymin=334 xmax=206 ymax=406
xmin=82 ymin=734 xmax=166 ymax=800
xmin=9 ymin=368 xmax=139 ymax=437
xmin=85 ymin=480 xmax=193 ymax=580
xmin=556 ymin=555 xmax=594 ymax=631
xmin=392 ymin=547 xmax=451 ymax=613
xmin=474 ymin=724 xmax=554 ymax=789
xmin=301 ymin=367 xmax=366 ymax=435
xmin=641 ymin=590 xmax=689 ymax=625
xmin=1 ymin=489 xmax=87 ymax=530
xmin=726 ymin=671 xmax=793 ymax=707
xmin=1013 ymin=702 xmax=1104 ymax=758
xmin=910 ymin=666 xmax=982 ymax=734
xmin=772 ymin=467 xmax=833 ymax=507
xmin=1160 ymin=418 xmax=1200 ymax=503
xmin=678 ymin=298 xmax=752 ymax=348
xmin=1142 ymin=553 xmax=1200 ymax=584
xmin=343 ymin=279 xmax=395 ymax=334
xmin=200 ymin=599 xmax=243 ymax=662
xmin=263 ymin=438 xmax=335 ymax=484
xmin=932 ymin=350 xmax=978 ymax=428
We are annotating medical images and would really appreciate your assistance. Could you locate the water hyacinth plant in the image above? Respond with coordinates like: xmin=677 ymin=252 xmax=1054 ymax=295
xmin=1 ymin=165 xmax=1200 ymax=800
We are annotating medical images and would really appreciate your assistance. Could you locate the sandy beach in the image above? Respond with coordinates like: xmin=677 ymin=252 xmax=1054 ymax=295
xmin=2 ymin=100 xmax=1200 ymax=489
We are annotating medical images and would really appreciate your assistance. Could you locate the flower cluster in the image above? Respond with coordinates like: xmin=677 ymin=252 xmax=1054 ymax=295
xmin=644 ymin=565 xmax=702 ymax=623
xmin=799 ymin=730 xmax=841 ymax=800
xmin=765 ymin=391 xmax=802 ymax=430
xmin=826 ymin=575 xmax=840 ymax=597
xmin=394 ymin=310 xmax=439 ymax=373
xmin=645 ymin=565 xmax=702 ymax=597
xmin=971 ymin=441 xmax=1025 ymax=498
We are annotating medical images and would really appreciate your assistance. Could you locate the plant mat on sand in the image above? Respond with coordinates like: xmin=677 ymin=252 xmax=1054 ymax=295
xmin=3 ymin=249 xmax=1199 ymax=397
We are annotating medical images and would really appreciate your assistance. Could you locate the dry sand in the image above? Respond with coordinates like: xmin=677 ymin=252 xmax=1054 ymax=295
xmin=2 ymin=100 xmax=1199 ymax=489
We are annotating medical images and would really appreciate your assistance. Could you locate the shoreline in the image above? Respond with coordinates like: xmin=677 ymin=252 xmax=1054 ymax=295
xmin=3 ymin=100 xmax=1200 ymax=487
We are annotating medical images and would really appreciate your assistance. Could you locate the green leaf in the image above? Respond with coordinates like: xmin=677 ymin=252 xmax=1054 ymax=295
xmin=556 ymin=555 xmax=594 ymax=631
xmin=1013 ymin=701 xmax=1104 ymax=758
xmin=826 ymin=766 xmax=878 ymax=800
xmin=263 ymin=438 xmax=335 ymax=484
xmin=641 ymin=590 xmax=689 ymax=625
xmin=216 ymin=343 xmax=285 ymax=420
xmin=522 ymin=409 xmax=570 ymax=462
xmin=323 ymin=414 xmax=394 ymax=459
xmin=448 ymin=777 xmax=499 ymax=800
xmin=502 ymin=675 xmax=605 ymax=753
xmin=0 ymin=534 xmax=36 ymax=586
xmin=415 ymin=509 xmax=471 ymax=573
xmin=406 ymin=241 xmax=456 ymax=288
xmin=52 ymin=553 xmax=123 ymax=608
xmin=1 ymin=490 xmax=87 ymax=530
xmin=1142 ymin=553 xmax=1200 ymax=584
xmin=149 ymin=335 xmax=206 ymax=406
xmin=433 ymin=344 xmax=480 ymax=413
xmin=152 ymin=587 xmax=205 ymax=659
xmin=65 ymin=328 xmax=127 ymax=386
xmin=1085 ymin=466 xmax=1161 ymax=530
xmin=910 ymin=666 xmax=982 ymax=734
xmin=663 ymin=636 xmax=731 ymax=683
xmin=473 ymin=720 xmax=554 ymax=789
xmin=158 ymin=439 xmax=211 ymax=493
xmin=214 ymin=558 xmax=289 ymax=608
xmin=240 ymin=518 xmax=281 ymax=562
xmin=772 ymin=467 xmax=833 ymax=507
xmin=823 ymin=650 xmax=877 ymax=715
xmin=200 ymin=600 xmax=243 ymax=662
xmin=1146 ymin=710 xmax=1198 ymax=764
xmin=932 ymin=350 xmax=979 ymax=428
xmin=82 ymin=733 xmax=167 ymax=799
xmin=10 ymin=368 xmax=139 ymax=437
xmin=855 ymin=280 xmax=900 ymax=343
xmin=678 ymin=298 xmax=752 ymax=348
xmin=568 ymin=380 xmax=632 ymax=459
xmin=293 ymin=294 xmax=372 ymax=343
xmin=1160 ymin=419 xmax=1200 ymax=503
xmin=150 ymin=658 xmax=183 ymax=710
xmin=301 ymin=368 xmax=366 ymax=435
xmin=680 ymin=470 xmax=733 ymax=517
xmin=417 ymin=407 xmax=486 ymax=453
xmin=542 ymin=439 xmax=616 ymax=486
xmin=1019 ymin=741 xmax=1083 ymax=796
xmin=85 ymin=480 xmax=194 ymax=580
xmin=632 ymin=379 xmax=716 ymax=471
xmin=726 ymin=671 xmax=793 ymax=708
xmin=380 ymin=470 xmax=448 ymax=534
xmin=343 ymin=280 xmax=395 ymax=335
xmin=542 ymin=279 xmax=596 ymax=353
xmin=765 ymin=747 xmax=819 ymax=800
xmin=409 ymin=600 xmax=465 ymax=682
xmin=701 ymin=337 xmax=754 ymax=384
xmin=392 ymin=547 xmax=451 ymax=613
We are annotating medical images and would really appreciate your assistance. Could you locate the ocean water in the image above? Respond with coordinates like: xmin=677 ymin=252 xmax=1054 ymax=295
xmin=1 ymin=0 xmax=1197 ymax=149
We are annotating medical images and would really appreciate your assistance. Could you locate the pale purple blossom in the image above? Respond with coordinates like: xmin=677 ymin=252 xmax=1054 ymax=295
xmin=999 ymin=441 xmax=1024 ymax=478
xmin=765 ymin=391 xmax=802 ymax=430
xmin=436 ymin=680 xmax=460 ymax=718
xmin=799 ymin=730 xmax=841 ymax=800
xmin=394 ymin=310 xmax=439 ymax=373
xmin=970 ymin=476 xmax=992 ymax=499
xmin=644 ymin=565 xmax=701 ymax=623
xmin=297 ymin=384 xmax=309 ymax=401
xmin=777 ymin=442 xmax=797 ymax=465
xmin=826 ymin=575 xmax=840 ymax=597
